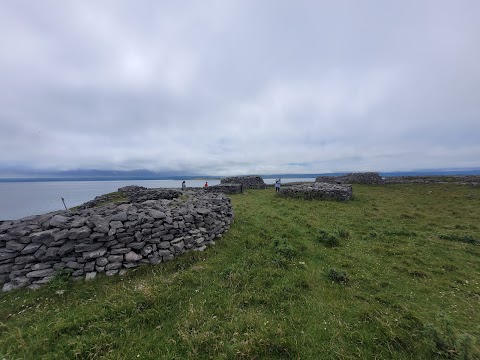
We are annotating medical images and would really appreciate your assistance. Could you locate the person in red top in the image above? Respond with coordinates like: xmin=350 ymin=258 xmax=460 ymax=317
xmin=204 ymin=182 xmax=208 ymax=187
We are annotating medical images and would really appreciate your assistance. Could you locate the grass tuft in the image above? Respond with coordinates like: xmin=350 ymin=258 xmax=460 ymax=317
xmin=327 ymin=268 xmax=349 ymax=285
xmin=316 ymin=229 xmax=340 ymax=247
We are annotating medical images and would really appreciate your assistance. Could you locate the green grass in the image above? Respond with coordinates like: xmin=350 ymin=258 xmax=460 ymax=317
xmin=1 ymin=184 xmax=480 ymax=359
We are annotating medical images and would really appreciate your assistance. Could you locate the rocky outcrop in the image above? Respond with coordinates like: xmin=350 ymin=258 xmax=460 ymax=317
xmin=279 ymin=182 xmax=353 ymax=201
xmin=220 ymin=175 xmax=266 ymax=189
xmin=315 ymin=172 xmax=385 ymax=185
xmin=0 ymin=187 xmax=233 ymax=291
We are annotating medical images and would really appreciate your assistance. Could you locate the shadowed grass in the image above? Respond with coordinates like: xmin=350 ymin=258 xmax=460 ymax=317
xmin=1 ymin=183 xmax=479 ymax=359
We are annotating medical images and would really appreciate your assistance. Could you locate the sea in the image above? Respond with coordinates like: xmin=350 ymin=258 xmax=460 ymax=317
xmin=0 ymin=178 xmax=315 ymax=221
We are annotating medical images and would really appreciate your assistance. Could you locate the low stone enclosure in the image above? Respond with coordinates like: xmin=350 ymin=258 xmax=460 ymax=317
xmin=385 ymin=175 xmax=480 ymax=186
xmin=220 ymin=175 xmax=267 ymax=189
xmin=279 ymin=182 xmax=353 ymax=201
xmin=0 ymin=186 xmax=234 ymax=291
xmin=315 ymin=172 xmax=385 ymax=185
xmin=314 ymin=173 xmax=480 ymax=186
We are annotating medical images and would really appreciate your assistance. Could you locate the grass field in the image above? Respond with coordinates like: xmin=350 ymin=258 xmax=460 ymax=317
xmin=1 ymin=184 xmax=479 ymax=359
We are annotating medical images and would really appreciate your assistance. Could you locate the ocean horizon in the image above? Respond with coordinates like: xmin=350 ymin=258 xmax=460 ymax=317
xmin=1 ymin=170 xmax=479 ymax=221
xmin=0 ymin=178 xmax=314 ymax=221
xmin=1 ymin=169 xmax=479 ymax=183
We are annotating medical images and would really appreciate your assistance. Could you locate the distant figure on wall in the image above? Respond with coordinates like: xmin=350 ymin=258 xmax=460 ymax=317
xmin=181 ymin=181 xmax=186 ymax=190
xmin=204 ymin=182 xmax=208 ymax=188
xmin=275 ymin=179 xmax=281 ymax=192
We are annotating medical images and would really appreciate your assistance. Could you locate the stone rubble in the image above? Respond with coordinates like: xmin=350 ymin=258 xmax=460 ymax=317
xmin=0 ymin=186 xmax=233 ymax=291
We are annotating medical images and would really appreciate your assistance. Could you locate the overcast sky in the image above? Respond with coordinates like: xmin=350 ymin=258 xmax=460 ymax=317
xmin=1 ymin=0 xmax=479 ymax=176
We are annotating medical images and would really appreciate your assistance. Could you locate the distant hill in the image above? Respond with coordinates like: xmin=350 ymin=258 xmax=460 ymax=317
xmin=0 ymin=167 xmax=479 ymax=182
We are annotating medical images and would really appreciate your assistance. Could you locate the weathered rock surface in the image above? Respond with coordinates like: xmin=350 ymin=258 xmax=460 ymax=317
xmin=1 ymin=186 xmax=234 ymax=291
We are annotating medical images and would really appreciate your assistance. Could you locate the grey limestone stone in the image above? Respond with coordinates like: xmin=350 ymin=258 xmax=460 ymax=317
xmin=110 ymin=248 xmax=130 ymax=255
xmin=83 ymin=248 xmax=107 ymax=260
xmin=42 ymin=247 xmax=59 ymax=260
xmin=148 ymin=209 xmax=166 ymax=219
xmin=0 ymin=263 xmax=13 ymax=274
xmin=129 ymin=241 xmax=145 ymax=250
xmin=85 ymin=272 xmax=97 ymax=280
xmin=84 ymin=261 xmax=95 ymax=272
xmin=74 ymin=242 xmax=103 ymax=253
xmin=49 ymin=215 xmax=68 ymax=228
xmin=6 ymin=241 xmax=25 ymax=252
xmin=105 ymin=262 xmax=122 ymax=270
xmin=108 ymin=255 xmax=124 ymax=263
xmin=15 ymin=255 xmax=36 ymax=265
xmin=26 ymin=268 xmax=55 ymax=278
xmin=21 ymin=243 xmax=42 ymax=255
xmin=70 ymin=217 xmax=86 ymax=228
xmin=58 ymin=241 xmax=75 ymax=256
xmin=30 ymin=230 xmax=56 ymax=244
xmin=124 ymin=251 xmax=142 ymax=262
xmin=66 ymin=261 xmax=84 ymax=270
xmin=96 ymin=257 xmax=109 ymax=266
xmin=67 ymin=226 xmax=92 ymax=240
xmin=140 ymin=246 xmax=153 ymax=256
xmin=54 ymin=229 xmax=69 ymax=241
xmin=31 ymin=263 xmax=51 ymax=271
xmin=72 ymin=269 xmax=84 ymax=277
xmin=172 ymin=241 xmax=185 ymax=251
xmin=110 ymin=212 xmax=128 ymax=222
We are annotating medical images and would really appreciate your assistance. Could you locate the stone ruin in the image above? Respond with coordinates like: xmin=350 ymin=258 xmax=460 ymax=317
xmin=279 ymin=182 xmax=353 ymax=201
xmin=220 ymin=175 xmax=266 ymax=189
xmin=0 ymin=186 xmax=233 ymax=291
xmin=315 ymin=172 xmax=385 ymax=185
xmin=76 ymin=186 xmax=181 ymax=210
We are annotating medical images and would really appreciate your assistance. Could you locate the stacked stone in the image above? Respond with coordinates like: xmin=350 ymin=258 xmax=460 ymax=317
xmin=119 ymin=186 xmax=182 ymax=202
xmin=279 ymin=182 xmax=353 ymax=201
xmin=0 ymin=189 xmax=233 ymax=291
xmin=315 ymin=172 xmax=385 ymax=185
xmin=220 ymin=175 xmax=266 ymax=189
xmin=204 ymin=184 xmax=243 ymax=194
xmin=76 ymin=193 xmax=127 ymax=210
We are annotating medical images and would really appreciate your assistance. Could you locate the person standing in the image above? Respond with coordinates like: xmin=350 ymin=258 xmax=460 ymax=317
xmin=275 ymin=179 xmax=281 ymax=192
xmin=181 ymin=181 xmax=186 ymax=190
xmin=204 ymin=182 xmax=208 ymax=188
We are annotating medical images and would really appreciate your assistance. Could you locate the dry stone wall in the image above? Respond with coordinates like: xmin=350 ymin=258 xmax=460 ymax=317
xmin=0 ymin=186 xmax=233 ymax=291
xmin=279 ymin=182 xmax=353 ymax=201
xmin=220 ymin=175 xmax=266 ymax=189
xmin=315 ymin=172 xmax=385 ymax=185
xmin=385 ymin=175 xmax=480 ymax=186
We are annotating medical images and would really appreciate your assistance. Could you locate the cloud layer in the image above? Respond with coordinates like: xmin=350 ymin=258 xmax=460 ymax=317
xmin=1 ymin=0 xmax=479 ymax=175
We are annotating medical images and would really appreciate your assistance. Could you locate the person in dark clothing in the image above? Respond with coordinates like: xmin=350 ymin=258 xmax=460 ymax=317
xmin=275 ymin=179 xmax=281 ymax=192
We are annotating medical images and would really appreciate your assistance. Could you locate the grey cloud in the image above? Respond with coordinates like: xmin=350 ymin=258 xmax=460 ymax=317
xmin=0 ymin=0 xmax=479 ymax=175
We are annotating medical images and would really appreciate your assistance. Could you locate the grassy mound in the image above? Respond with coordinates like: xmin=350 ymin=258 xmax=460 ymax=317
xmin=1 ymin=184 xmax=479 ymax=359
